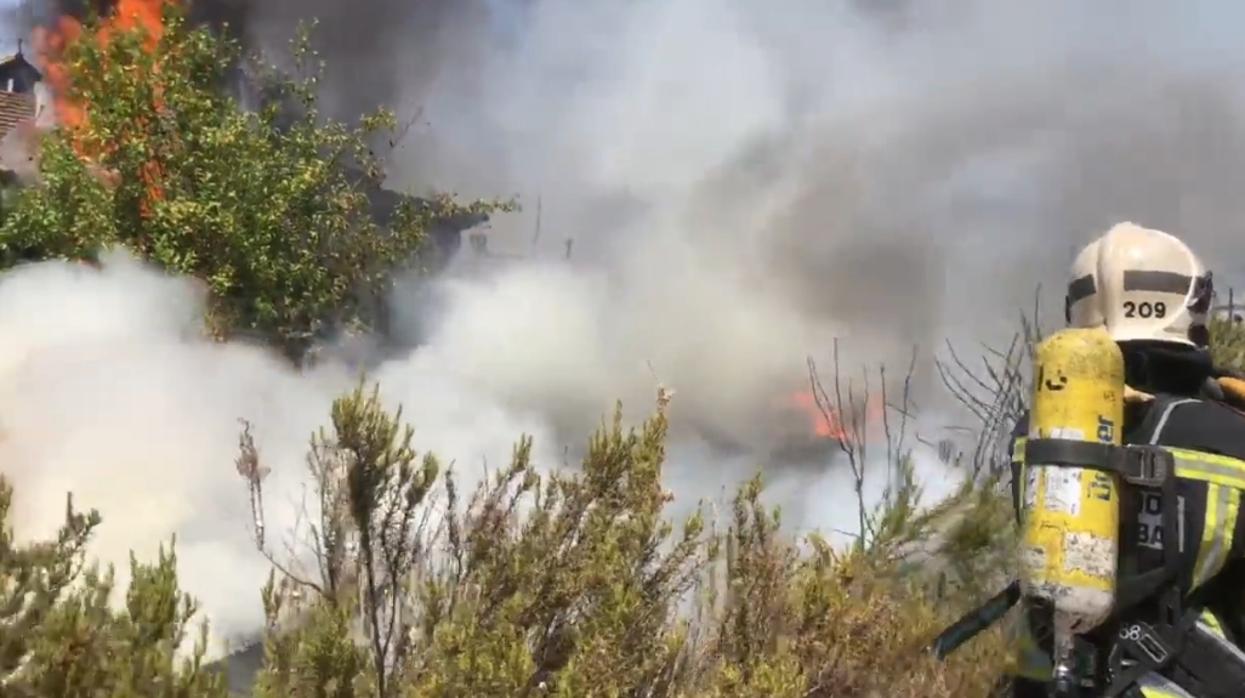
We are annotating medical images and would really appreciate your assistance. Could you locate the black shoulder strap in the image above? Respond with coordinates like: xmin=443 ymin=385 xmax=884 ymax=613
xmin=1131 ymin=393 xmax=1200 ymax=445
xmin=1115 ymin=394 xmax=1192 ymax=612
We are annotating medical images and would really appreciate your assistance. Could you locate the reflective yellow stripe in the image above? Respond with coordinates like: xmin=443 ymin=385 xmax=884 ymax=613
xmin=1193 ymin=483 xmax=1224 ymax=588
xmin=1169 ymin=447 xmax=1245 ymax=489
xmin=1012 ymin=436 xmax=1027 ymax=463
xmin=1140 ymin=449 xmax=1243 ymax=583
xmin=1138 ymin=686 xmax=1194 ymax=698
xmin=1192 ymin=483 xmax=1239 ymax=590
xmin=1198 ymin=608 xmax=1226 ymax=640
xmin=1136 ymin=673 xmax=1197 ymax=697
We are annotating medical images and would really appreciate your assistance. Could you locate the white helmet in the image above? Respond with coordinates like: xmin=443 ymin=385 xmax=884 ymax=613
xmin=1065 ymin=221 xmax=1213 ymax=348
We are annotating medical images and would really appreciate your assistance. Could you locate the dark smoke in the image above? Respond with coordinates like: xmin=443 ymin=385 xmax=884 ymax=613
xmin=185 ymin=0 xmax=485 ymax=121
xmin=8 ymin=0 xmax=1245 ymax=658
xmin=9 ymin=0 xmax=485 ymax=123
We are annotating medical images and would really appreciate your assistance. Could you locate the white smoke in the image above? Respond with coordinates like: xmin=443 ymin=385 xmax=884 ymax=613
xmin=0 ymin=250 xmax=562 ymax=654
xmin=379 ymin=0 xmax=1245 ymax=528
xmin=12 ymin=0 xmax=1245 ymax=657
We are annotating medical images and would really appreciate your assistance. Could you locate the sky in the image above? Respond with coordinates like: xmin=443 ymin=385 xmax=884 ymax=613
xmin=0 ymin=0 xmax=24 ymax=53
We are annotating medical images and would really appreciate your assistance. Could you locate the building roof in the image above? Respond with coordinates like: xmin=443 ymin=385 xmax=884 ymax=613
xmin=0 ymin=50 xmax=42 ymax=83
xmin=0 ymin=90 xmax=35 ymax=141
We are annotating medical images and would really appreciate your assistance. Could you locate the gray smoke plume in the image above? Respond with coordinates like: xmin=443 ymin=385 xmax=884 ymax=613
xmin=368 ymin=0 xmax=1245 ymax=459
xmin=5 ymin=0 xmax=1245 ymax=657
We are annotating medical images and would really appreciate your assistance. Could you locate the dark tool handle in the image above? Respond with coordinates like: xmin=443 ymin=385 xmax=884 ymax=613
xmin=930 ymin=580 xmax=1022 ymax=660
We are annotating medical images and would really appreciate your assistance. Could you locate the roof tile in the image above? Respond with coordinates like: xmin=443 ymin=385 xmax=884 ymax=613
xmin=0 ymin=91 xmax=35 ymax=142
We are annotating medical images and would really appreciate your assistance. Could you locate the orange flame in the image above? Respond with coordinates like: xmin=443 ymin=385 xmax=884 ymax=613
xmin=788 ymin=390 xmax=851 ymax=442
xmin=31 ymin=16 xmax=84 ymax=129
xmin=99 ymin=0 xmax=168 ymax=47
xmin=33 ymin=0 xmax=170 ymax=132
xmin=32 ymin=1 xmax=172 ymax=210
xmin=786 ymin=390 xmax=886 ymax=445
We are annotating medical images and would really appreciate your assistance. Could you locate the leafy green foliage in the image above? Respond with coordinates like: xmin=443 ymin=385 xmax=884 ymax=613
xmin=0 ymin=478 xmax=224 ymax=697
xmin=0 ymin=479 xmax=99 ymax=687
xmin=1 ymin=6 xmax=505 ymax=358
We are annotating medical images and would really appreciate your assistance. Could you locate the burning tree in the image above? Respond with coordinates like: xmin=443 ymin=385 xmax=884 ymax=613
xmin=1 ymin=0 xmax=504 ymax=359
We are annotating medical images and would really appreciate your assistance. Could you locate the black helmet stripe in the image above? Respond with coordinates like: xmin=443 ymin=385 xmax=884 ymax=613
xmin=1067 ymin=274 xmax=1096 ymax=303
xmin=1122 ymin=270 xmax=1193 ymax=294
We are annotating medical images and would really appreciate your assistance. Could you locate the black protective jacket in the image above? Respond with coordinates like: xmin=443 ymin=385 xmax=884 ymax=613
xmin=1008 ymin=343 xmax=1245 ymax=696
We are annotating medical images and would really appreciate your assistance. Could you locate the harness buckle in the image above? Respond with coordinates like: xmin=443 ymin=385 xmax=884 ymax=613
xmin=1118 ymin=621 xmax=1171 ymax=666
xmin=1119 ymin=445 xmax=1174 ymax=488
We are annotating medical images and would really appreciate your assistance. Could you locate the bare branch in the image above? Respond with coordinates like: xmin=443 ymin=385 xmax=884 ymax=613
xmin=235 ymin=419 xmax=269 ymax=549
xmin=807 ymin=338 xmax=871 ymax=547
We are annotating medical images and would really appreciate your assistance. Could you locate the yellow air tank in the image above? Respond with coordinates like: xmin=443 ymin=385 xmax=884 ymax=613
xmin=1020 ymin=326 xmax=1125 ymax=673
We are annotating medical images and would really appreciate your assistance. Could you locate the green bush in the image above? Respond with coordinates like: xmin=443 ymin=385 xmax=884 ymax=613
xmin=4 ymin=5 xmax=504 ymax=359
xmin=0 ymin=478 xmax=226 ymax=697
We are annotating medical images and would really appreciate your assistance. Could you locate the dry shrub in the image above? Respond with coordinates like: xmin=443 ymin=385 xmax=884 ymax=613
xmin=1211 ymin=315 xmax=1245 ymax=372
xmin=688 ymin=476 xmax=1009 ymax=698
xmin=237 ymin=382 xmax=1014 ymax=697
xmin=1 ymin=378 xmax=1016 ymax=697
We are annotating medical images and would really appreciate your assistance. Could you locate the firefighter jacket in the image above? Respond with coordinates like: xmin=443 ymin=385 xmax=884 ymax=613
xmin=1006 ymin=347 xmax=1245 ymax=697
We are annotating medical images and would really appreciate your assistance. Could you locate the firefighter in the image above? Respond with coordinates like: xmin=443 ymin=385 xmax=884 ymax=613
xmin=1008 ymin=222 xmax=1245 ymax=697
